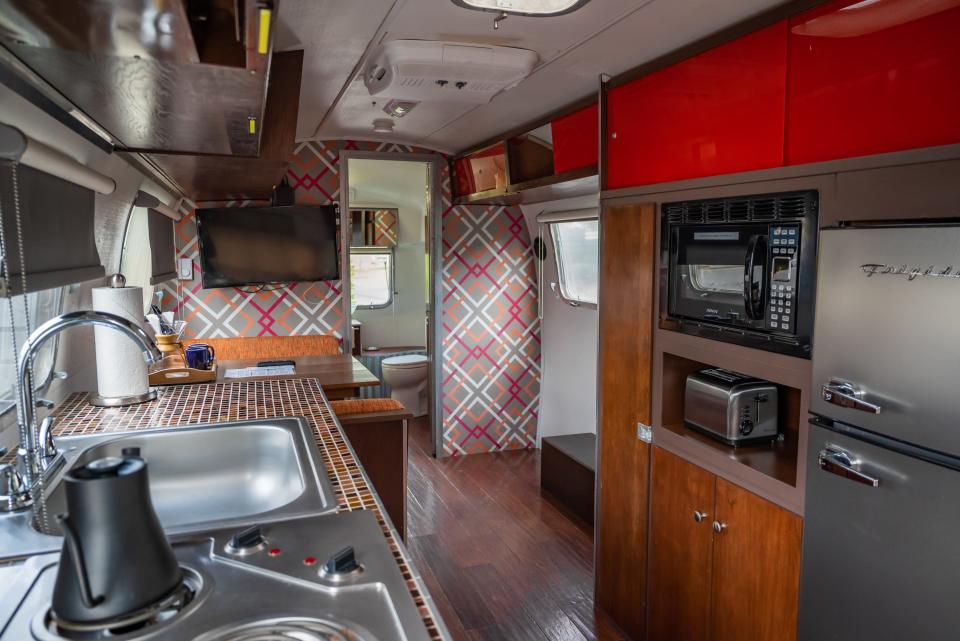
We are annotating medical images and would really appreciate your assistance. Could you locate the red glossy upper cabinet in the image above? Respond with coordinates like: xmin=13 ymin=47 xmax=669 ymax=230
xmin=452 ymin=142 xmax=508 ymax=197
xmin=786 ymin=0 xmax=960 ymax=165
xmin=606 ymin=21 xmax=788 ymax=190
xmin=551 ymin=103 xmax=599 ymax=175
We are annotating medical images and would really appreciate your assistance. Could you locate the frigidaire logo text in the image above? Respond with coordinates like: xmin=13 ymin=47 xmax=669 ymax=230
xmin=860 ymin=264 xmax=960 ymax=281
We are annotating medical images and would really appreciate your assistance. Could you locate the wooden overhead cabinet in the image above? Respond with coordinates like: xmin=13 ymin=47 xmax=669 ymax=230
xmin=595 ymin=202 xmax=656 ymax=641
xmin=647 ymin=447 xmax=803 ymax=641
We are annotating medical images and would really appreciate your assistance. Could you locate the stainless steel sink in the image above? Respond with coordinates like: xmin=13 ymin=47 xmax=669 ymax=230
xmin=0 ymin=417 xmax=337 ymax=558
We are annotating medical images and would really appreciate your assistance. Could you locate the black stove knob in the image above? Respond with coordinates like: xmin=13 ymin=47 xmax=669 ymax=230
xmin=228 ymin=524 xmax=266 ymax=554
xmin=323 ymin=546 xmax=360 ymax=576
xmin=738 ymin=419 xmax=754 ymax=436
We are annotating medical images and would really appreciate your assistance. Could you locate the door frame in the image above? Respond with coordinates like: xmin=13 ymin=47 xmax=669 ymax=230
xmin=338 ymin=150 xmax=445 ymax=457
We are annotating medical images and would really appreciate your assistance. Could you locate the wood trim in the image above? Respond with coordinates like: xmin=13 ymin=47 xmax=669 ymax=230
xmin=599 ymin=76 xmax=609 ymax=192
xmin=607 ymin=0 xmax=830 ymax=90
xmin=335 ymin=408 xmax=414 ymax=424
xmin=341 ymin=417 xmax=409 ymax=539
xmin=595 ymin=202 xmax=657 ymax=640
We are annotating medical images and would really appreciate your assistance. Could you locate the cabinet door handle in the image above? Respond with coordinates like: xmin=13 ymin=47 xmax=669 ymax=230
xmin=693 ymin=511 xmax=709 ymax=523
xmin=818 ymin=446 xmax=880 ymax=487
xmin=821 ymin=379 xmax=881 ymax=414
xmin=712 ymin=521 xmax=727 ymax=534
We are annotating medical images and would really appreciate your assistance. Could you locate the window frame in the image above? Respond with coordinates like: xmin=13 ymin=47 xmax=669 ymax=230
xmin=349 ymin=246 xmax=395 ymax=310
xmin=547 ymin=216 xmax=599 ymax=309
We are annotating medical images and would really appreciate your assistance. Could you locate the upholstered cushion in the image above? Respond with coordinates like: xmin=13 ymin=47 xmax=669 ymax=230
xmin=184 ymin=335 xmax=340 ymax=360
xmin=330 ymin=398 xmax=406 ymax=415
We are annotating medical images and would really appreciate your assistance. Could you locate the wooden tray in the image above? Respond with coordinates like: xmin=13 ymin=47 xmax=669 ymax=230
xmin=149 ymin=355 xmax=218 ymax=386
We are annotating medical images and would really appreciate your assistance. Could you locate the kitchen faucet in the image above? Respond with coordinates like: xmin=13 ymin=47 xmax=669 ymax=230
xmin=0 ymin=310 xmax=163 ymax=512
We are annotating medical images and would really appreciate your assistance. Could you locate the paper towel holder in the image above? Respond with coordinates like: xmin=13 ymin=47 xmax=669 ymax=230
xmin=87 ymin=274 xmax=158 ymax=408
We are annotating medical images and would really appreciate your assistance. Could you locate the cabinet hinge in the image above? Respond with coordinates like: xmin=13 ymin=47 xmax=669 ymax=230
xmin=637 ymin=422 xmax=652 ymax=443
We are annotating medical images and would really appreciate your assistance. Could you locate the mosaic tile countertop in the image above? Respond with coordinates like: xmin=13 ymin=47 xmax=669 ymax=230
xmin=53 ymin=379 xmax=449 ymax=641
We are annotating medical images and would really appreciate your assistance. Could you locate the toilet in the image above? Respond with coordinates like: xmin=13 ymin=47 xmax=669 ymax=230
xmin=381 ymin=354 xmax=429 ymax=417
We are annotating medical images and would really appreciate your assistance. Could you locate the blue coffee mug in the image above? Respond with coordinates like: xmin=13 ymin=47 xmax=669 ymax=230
xmin=185 ymin=343 xmax=216 ymax=370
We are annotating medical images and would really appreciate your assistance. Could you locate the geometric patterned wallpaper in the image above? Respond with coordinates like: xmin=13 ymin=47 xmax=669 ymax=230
xmin=439 ymin=182 xmax=541 ymax=455
xmin=372 ymin=209 xmax=399 ymax=247
xmin=160 ymin=139 xmax=540 ymax=456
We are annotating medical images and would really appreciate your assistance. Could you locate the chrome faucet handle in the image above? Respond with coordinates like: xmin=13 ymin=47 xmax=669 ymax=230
xmin=35 ymin=398 xmax=54 ymax=410
xmin=0 ymin=463 xmax=32 ymax=512
xmin=38 ymin=416 xmax=58 ymax=459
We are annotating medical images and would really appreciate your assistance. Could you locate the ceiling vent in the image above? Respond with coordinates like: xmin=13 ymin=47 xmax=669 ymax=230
xmin=364 ymin=40 xmax=538 ymax=104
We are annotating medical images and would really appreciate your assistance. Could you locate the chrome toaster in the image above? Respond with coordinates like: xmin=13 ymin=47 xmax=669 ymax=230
xmin=684 ymin=368 xmax=779 ymax=445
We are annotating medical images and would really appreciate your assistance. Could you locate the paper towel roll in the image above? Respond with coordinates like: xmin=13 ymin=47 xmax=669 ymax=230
xmin=91 ymin=286 xmax=149 ymax=399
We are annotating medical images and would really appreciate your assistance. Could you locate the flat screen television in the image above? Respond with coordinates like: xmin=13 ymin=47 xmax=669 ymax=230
xmin=196 ymin=205 xmax=340 ymax=288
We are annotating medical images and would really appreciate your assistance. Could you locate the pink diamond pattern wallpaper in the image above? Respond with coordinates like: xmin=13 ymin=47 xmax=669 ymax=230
xmin=160 ymin=139 xmax=540 ymax=456
xmin=439 ymin=174 xmax=541 ymax=456
xmin=373 ymin=209 xmax=399 ymax=247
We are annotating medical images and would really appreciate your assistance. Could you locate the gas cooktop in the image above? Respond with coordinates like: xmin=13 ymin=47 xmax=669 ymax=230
xmin=0 ymin=510 xmax=431 ymax=641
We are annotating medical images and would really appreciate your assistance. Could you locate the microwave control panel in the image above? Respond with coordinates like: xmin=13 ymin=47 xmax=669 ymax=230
xmin=768 ymin=223 xmax=800 ymax=332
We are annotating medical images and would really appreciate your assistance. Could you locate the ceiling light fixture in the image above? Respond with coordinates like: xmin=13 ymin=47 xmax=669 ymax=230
xmin=451 ymin=0 xmax=591 ymax=18
xmin=383 ymin=99 xmax=419 ymax=118
xmin=372 ymin=118 xmax=395 ymax=133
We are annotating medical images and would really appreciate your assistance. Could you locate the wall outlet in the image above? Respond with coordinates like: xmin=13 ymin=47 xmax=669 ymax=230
xmin=178 ymin=258 xmax=193 ymax=280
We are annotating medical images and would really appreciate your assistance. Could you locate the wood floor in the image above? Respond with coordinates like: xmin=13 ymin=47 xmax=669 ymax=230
xmin=405 ymin=417 xmax=628 ymax=641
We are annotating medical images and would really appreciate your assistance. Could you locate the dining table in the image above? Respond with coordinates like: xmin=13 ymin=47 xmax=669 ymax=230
xmin=216 ymin=353 xmax=380 ymax=399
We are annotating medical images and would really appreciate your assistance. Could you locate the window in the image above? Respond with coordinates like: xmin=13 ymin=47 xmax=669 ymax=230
xmin=120 ymin=205 xmax=155 ymax=311
xmin=350 ymin=248 xmax=393 ymax=308
xmin=550 ymin=219 xmax=599 ymax=306
xmin=0 ymin=287 xmax=65 ymax=414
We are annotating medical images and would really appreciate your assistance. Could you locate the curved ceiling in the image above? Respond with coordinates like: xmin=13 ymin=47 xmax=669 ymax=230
xmin=276 ymin=0 xmax=789 ymax=154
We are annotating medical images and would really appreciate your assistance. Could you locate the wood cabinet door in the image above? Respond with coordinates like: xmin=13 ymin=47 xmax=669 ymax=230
xmin=710 ymin=479 xmax=803 ymax=641
xmin=648 ymin=447 xmax=716 ymax=641
xmin=596 ymin=202 xmax=657 ymax=641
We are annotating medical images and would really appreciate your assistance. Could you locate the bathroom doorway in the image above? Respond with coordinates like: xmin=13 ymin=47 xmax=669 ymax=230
xmin=340 ymin=152 xmax=442 ymax=456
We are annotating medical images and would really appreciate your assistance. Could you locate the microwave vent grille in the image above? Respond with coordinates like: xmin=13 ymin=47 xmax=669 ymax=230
xmin=663 ymin=190 xmax=817 ymax=225
xmin=728 ymin=200 xmax=750 ymax=221
xmin=778 ymin=194 xmax=809 ymax=218
xmin=664 ymin=203 xmax=684 ymax=224
xmin=752 ymin=198 xmax=776 ymax=220
xmin=705 ymin=202 xmax=726 ymax=222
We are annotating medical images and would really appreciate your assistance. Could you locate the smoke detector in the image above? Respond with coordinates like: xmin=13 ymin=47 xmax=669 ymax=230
xmin=364 ymin=40 xmax=538 ymax=104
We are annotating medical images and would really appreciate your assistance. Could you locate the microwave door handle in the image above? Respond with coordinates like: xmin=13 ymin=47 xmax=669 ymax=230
xmin=743 ymin=234 xmax=766 ymax=320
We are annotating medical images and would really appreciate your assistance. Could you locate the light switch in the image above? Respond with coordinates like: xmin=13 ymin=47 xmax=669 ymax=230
xmin=178 ymin=258 xmax=193 ymax=280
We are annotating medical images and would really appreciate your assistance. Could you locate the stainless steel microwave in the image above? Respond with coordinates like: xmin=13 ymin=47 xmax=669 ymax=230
xmin=660 ymin=190 xmax=819 ymax=358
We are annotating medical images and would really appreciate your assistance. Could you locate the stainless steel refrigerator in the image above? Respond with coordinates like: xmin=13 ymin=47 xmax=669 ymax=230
xmin=800 ymin=223 xmax=960 ymax=640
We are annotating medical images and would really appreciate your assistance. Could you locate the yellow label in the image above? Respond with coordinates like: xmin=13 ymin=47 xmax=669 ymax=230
xmin=249 ymin=118 xmax=256 ymax=135
xmin=258 ymin=8 xmax=271 ymax=55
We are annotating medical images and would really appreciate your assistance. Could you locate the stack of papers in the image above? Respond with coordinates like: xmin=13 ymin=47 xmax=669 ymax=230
xmin=223 ymin=365 xmax=296 ymax=379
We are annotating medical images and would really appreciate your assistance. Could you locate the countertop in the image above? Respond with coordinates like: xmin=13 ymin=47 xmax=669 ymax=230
xmin=51 ymin=379 xmax=448 ymax=641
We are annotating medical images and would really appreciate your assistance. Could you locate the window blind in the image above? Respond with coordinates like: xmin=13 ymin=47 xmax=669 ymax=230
xmin=0 ymin=161 xmax=104 ymax=296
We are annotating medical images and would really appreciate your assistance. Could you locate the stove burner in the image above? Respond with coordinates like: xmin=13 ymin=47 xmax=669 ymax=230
xmin=195 ymin=617 xmax=376 ymax=641
xmin=34 ymin=567 xmax=203 ymax=640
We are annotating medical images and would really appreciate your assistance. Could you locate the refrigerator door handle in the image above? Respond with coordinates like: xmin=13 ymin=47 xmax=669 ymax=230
xmin=818 ymin=446 xmax=880 ymax=487
xmin=821 ymin=379 xmax=882 ymax=415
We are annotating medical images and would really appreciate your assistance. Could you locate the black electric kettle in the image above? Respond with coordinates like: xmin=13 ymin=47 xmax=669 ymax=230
xmin=51 ymin=453 xmax=182 ymax=625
